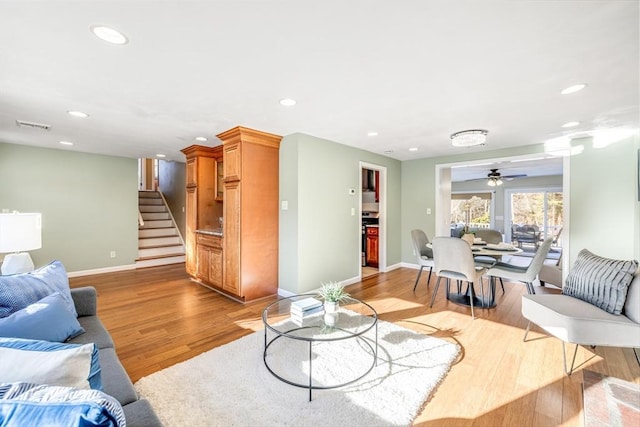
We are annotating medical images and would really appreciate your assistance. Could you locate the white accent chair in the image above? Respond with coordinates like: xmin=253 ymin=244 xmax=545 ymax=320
xmin=522 ymin=270 xmax=640 ymax=375
xmin=410 ymin=229 xmax=435 ymax=292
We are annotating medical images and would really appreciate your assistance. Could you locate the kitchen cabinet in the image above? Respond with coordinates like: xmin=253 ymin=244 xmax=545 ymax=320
xmin=180 ymin=144 xmax=223 ymax=279
xmin=218 ymin=126 xmax=281 ymax=301
xmin=366 ymin=226 xmax=379 ymax=268
xmin=196 ymin=233 xmax=223 ymax=287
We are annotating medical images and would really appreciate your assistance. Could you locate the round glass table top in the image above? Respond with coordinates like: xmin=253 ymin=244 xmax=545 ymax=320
xmin=262 ymin=294 xmax=377 ymax=342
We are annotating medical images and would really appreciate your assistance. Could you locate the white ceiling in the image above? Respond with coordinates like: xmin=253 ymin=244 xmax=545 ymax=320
xmin=0 ymin=1 xmax=638 ymax=164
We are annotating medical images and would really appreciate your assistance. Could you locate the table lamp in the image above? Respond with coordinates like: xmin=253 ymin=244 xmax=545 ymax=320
xmin=0 ymin=212 xmax=42 ymax=275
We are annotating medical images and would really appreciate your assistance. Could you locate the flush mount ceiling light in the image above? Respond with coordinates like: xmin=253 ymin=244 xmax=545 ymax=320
xmin=67 ymin=110 xmax=89 ymax=118
xmin=90 ymin=25 xmax=129 ymax=45
xmin=450 ymin=129 xmax=488 ymax=147
xmin=156 ymin=154 xmax=166 ymax=158
xmin=367 ymin=131 xmax=378 ymax=137
xmin=562 ymin=121 xmax=581 ymax=128
xmin=59 ymin=141 xmax=74 ymax=146
xmin=279 ymin=98 xmax=296 ymax=107
xmin=195 ymin=136 xmax=208 ymax=142
xmin=561 ymin=83 xmax=587 ymax=95
xmin=409 ymin=147 xmax=418 ymax=152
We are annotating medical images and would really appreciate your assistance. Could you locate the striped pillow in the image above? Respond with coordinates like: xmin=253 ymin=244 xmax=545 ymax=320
xmin=563 ymin=249 xmax=639 ymax=314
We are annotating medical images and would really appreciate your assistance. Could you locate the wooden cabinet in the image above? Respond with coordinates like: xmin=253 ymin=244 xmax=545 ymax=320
xmin=196 ymin=233 xmax=223 ymax=287
xmin=180 ymin=145 xmax=223 ymax=280
xmin=215 ymin=158 xmax=224 ymax=201
xmin=366 ymin=226 xmax=379 ymax=268
xmin=218 ymin=126 xmax=281 ymax=301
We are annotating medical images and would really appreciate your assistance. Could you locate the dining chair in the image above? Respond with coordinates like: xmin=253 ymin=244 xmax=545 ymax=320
xmin=473 ymin=229 xmax=506 ymax=293
xmin=486 ymin=237 xmax=554 ymax=295
xmin=410 ymin=229 xmax=435 ymax=292
xmin=431 ymin=236 xmax=487 ymax=319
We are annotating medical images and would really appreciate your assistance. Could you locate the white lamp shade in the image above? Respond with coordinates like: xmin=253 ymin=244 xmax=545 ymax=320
xmin=0 ymin=213 xmax=42 ymax=253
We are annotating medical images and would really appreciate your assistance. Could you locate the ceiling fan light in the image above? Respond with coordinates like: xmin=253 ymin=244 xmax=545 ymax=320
xmin=451 ymin=129 xmax=488 ymax=147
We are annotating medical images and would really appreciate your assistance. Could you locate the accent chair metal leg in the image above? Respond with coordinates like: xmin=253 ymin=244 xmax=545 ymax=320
xmin=426 ymin=267 xmax=432 ymax=288
xmin=413 ymin=266 xmax=424 ymax=292
xmin=523 ymin=321 xmax=531 ymax=341
xmin=430 ymin=276 xmax=441 ymax=308
xmin=562 ymin=341 xmax=579 ymax=376
xmin=499 ymin=278 xmax=505 ymax=294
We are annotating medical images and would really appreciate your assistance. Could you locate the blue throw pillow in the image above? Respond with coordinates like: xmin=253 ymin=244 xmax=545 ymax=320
xmin=0 ymin=338 xmax=102 ymax=391
xmin=0 ymin=293 xmax=85 ymax=342
xmin=0 ymin=382 xmax=124 ymax=427
xmin=0 ymin=260 xmax=77 ymax=318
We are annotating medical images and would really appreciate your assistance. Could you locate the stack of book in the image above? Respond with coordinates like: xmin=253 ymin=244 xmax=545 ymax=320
xmin=290 ymin=297 xmax=323 ymax=324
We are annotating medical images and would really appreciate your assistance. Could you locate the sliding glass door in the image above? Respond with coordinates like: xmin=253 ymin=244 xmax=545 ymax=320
xmin=505 ymin=187 xmax=563 ymax=247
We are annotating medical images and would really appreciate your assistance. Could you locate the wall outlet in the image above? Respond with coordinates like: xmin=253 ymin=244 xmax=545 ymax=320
xmin=281 ymin=200 xmax=288 ymax=211
xmin=110 ymin=251 xmax=116 ymax=258
xmin=351 ymin=207 xmax=355 ymax=216
xmin=426 ymin=208 xmax=432 ymax=215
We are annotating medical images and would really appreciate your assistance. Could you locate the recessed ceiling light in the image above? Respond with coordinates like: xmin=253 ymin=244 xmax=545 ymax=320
xmin=409 ymin=147 xmax=418 ymax=152
xmin=90 ymin=25 xmax=129 ymax=45
xmin=156 ymin=154 xmax=166 ymax=158
xmin=367 ymin=132 xmax=378 ymax=137
xmin=561 ymin=121 xmax=581 ymax=128
xmin=59 ymin=141 xmax=74 ymax=146
xmin=279 ymin=98 xmax=297 ymax=107
xmin=195 ymin=136 xmax=208 ymax=142
xmin=560 ymin=83 xmax=587 ymax=95
xmin=67 ymin=110 xmax=89 ymax=118
xmin=383 ymin=149 xmax=394 ymax=154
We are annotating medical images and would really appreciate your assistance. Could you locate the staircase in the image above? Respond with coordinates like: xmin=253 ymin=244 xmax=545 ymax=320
xmin=136 ymin=191 xmax=185 ymax=268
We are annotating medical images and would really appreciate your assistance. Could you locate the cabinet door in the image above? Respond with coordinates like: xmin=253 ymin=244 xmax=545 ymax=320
xmin=196 ymin=244 xmax=211 ymax=282
xmin=210 ymin=247 xmax=223 ymax=287
xmin=185 ymin=188 xmax=197 ymax=275
xmin=223 ymin=142 xmax=241 ymax=182
xmin=366 ymin=229 xmax=379 ymax=268
xmin=223 ymin=180 xmax=241 ymax=296
xmin=186 ymin=158 xmax=197 ymax=187
xmin=215 ymin=159 xmax=224 ymax=201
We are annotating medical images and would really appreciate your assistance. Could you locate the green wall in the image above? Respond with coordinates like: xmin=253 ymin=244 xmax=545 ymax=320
xmin=0 ymin=142 xmax=138 ymax=272
xmin=279 ymin=133 xmax=402 ymax=294
xmin=568 ymin=135 xmax=640 ymax=264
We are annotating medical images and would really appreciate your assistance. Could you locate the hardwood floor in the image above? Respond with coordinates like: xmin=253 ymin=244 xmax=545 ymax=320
xmin=69 ymin=264 xmax=640 ymax=426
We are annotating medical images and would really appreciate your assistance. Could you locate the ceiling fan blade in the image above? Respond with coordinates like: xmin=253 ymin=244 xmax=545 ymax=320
xmin=501 ymin=174 xmax=527 ymax=179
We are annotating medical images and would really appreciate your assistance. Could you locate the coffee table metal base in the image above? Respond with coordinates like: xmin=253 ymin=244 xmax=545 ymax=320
xmin=263 ymin=325 xmax=378 ymax=401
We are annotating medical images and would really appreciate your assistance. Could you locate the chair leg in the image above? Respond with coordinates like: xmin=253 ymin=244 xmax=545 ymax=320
xmin=526 ymin=282 xmax=535 ymax=295
xmin=523 ymin=321 xmax=531 ymax=341
xmin=426 ymin=267 xmax=432 ymax=289
xmin=469 ymin=282 xmax=475 ymax=319
xmin=499 ymin=278 xmax=505 ymax=294
xmin=413 ymin=266 xmax=424 ymax=292
xmin=430 ymin=276 xmax=441 ymax=308
xmin=562 ymin=341 xmax=580 ymax=376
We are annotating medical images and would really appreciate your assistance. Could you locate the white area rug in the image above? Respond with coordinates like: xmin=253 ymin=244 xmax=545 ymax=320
xmin=135 ymin=317 xmax=459 ymax=426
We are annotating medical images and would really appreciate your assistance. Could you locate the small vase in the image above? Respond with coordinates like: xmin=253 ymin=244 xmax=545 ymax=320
xmin=324 ymin=312 xmax=339 ymax=326
xmin=324 ymin=301 xmax=338 ymax=313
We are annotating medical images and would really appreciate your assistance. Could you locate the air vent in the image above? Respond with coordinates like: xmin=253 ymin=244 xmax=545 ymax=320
xmin=16 ymin=120 xmax=51 ymax=131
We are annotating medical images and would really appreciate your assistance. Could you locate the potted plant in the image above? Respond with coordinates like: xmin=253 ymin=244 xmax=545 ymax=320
xmin=319 ymin=281 xmax=350 ymax=313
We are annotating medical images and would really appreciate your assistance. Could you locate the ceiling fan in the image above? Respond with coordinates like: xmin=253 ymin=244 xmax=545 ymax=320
xmin=467 ymin=168 xmax=527 ymax=186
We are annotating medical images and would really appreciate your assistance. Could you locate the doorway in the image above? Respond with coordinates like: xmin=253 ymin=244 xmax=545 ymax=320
xmin=359 ymin=162 xmax=386 ymax=279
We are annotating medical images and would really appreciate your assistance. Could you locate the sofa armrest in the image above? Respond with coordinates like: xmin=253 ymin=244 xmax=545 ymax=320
xmin=71 ymin=286 xmax=97 ymax=317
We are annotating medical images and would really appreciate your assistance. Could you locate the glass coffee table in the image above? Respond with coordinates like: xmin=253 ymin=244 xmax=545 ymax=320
xmin=262 ymin=294 xmax=378 ymax=401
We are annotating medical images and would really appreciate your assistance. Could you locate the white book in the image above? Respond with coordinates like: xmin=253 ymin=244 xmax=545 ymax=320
xmin=291 ymin=305 xmax=324 ymax=318
xmin=290 ymin=297 xmax=322 ymax=312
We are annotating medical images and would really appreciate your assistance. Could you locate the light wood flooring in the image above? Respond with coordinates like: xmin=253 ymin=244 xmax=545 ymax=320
xmin=69 ymin=264 xmax=640 ymax=426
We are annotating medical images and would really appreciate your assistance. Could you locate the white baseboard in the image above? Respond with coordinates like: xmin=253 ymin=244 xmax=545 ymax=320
xmin=67 ymin=264 xmax=137 ymax=278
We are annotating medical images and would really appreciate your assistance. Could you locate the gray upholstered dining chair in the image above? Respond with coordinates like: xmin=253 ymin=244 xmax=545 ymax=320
xmin=486 ymin=237 xmax=554 ymax=295
xmin=473 ymin=228 xmax=506 ymax=292
xmin=431 ymin=236 xmax=487 ymax=319
xmin=410 ymin=229 xmax=435 ymax=292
